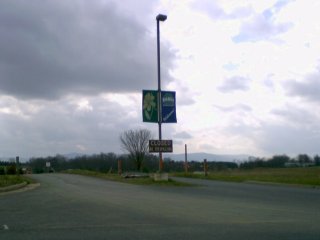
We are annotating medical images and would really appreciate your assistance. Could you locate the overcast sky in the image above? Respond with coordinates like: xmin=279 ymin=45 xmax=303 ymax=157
xmin=1 ymin=0 xmax=320 ymax=159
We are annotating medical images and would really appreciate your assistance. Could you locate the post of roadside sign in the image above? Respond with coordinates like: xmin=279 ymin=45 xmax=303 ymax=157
xmin=184 ymin=144 xmax=188 ymax=173
xmin=204 ymin=159 xmax=208 ymax=177
xmin=118 ymin=159 xmax=122 ymax=175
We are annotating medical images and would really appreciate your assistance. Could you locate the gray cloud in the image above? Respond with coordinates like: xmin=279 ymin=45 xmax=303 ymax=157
xmin=0 ymin=0 xmax=175 ymax=100
xmin=198 ymin=143 xmax=218 ymax=152
xmin=263 ymin=74 xmax=275 ymax=90
xmin=233 ymin=16 xmax=292 ymax=43
xmin=192 ymin=0 xmax=253 ymax=20
xmin=173 ymin=131 xmax=193 ymax=139
xmin=214 ymin=104 xmax=252 ymax=113
xmin=286 ymin=68 xmax=320 ymax=102
xmin=271 ymin=104 xmax=317 ymax=126
xmin=176 ymin=84 xmax=197 ymax=106
xmin=217 ymin=76 xmax=250 ymax=93
xmin=257 ymin=124 xmax=320 ymax=156
xmin=222 ymin=102 xmax=320 ymax=156
xmin=263 ymin=0 xmax=294 ymax=19
xmin=223 ymin=62 xmax=239 ymax=71
xmin=223 ymin=117 xmax=320 ymax=156
xmin=0 ymin=95 xmax=148 ymax=157
xmin=233 ymin=0 xmax=293 ymax=43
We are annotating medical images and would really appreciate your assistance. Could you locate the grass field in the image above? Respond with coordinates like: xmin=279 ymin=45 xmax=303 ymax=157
xmin=0 ymin=175 xmax=34 ymax=188
xmin=64 ymin=169 xmax=193 ymax=187
xmin=174 ymin=167 xmax=320 ymax=187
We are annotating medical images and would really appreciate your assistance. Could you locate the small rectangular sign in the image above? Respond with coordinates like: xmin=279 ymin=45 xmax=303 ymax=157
xmin=149 ymin=140 xmax=173 ymax=153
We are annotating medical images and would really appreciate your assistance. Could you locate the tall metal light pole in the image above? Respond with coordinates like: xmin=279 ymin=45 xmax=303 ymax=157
xmin=156 ymin=14 xmax=167 ymax=172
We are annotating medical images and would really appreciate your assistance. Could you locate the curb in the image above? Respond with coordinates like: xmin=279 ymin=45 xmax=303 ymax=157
xmin=0 ymin=182 xmax=28 ymax=193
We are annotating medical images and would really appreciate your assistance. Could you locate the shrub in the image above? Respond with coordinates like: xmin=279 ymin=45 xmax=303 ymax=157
xmin=18 ymin=168 xmax=23 ymax=175
xmin=33 ymin=168 xmax=44 ymax=174
xmin=0 ymin=166 xmax=5 ymax=175
xmin=6 ymin=165 xmax=17 ymax=175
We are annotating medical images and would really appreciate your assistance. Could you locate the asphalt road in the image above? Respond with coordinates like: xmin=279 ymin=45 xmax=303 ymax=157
xmin=1 ymin=173 xmax=320 ymax=240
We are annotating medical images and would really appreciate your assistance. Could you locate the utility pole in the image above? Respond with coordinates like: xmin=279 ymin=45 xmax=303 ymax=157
xmin=156 ymin=14 xmax=167 ymax=172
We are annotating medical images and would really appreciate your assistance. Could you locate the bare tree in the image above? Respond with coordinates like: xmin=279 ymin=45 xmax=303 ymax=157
xmin=119 ymin=129 xmax=152 ymax=171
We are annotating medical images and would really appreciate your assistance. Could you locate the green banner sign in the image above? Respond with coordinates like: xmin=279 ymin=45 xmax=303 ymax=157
xmin=142 ymin=90 xmax=158 ymax=123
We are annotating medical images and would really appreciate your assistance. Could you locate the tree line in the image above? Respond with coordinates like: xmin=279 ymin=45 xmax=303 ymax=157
xmin=0 ymin=153 xmax=238 ymax=174
xmin=1 ymin=152 xmax=319 ymax=175
xmin=240 ymin=154 xmax=320 ymax=169
xmin=1 ymin=129 xmax=319 ymax=174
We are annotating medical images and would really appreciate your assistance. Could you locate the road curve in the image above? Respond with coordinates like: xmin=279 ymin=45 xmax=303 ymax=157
xmin=0 ymin=173 xmax=319 ymax=240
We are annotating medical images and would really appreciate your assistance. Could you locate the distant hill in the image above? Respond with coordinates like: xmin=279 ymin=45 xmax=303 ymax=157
xmin=164 ymin=152 xmax=251 ymax=162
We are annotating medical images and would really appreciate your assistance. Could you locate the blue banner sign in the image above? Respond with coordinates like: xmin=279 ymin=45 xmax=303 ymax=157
xmin=161 ymin=91 xmax=177 ymax=123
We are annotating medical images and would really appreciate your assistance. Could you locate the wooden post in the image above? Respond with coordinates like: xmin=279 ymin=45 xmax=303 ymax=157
xmin=118 ymin=159 xmax=122 ymax=175
xmin=184 ymin=144 xmax=188 ymax=173
xmin=16 ymin=156 xmax=20 ymax=175
xmin=204 ymin=159 xmax=208 ymax=177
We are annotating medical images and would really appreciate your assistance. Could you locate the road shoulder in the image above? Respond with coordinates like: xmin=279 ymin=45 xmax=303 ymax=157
xmin=0 ymin=182 xmax=40 ymax=196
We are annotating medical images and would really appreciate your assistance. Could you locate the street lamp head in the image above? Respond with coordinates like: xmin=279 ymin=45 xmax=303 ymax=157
xmin=156 ymin=14 xmax=167 ymax=22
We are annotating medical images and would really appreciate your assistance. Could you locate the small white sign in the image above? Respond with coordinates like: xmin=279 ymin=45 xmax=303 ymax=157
xmin=46 ymin=162 xmax=51 ymax=167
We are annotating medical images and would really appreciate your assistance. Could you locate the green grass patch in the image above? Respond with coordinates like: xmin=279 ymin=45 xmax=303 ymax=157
xmin=63 ymin=169 xmax=193 ymax=187
xmin=0 ymin=175 xmax=35 ymax=188
xmin=174 ymin=167 xmax=320 ymax=187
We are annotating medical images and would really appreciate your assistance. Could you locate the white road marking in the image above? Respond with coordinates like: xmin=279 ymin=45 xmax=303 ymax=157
xmin=3 ymin=224 xmax=9 ymax=230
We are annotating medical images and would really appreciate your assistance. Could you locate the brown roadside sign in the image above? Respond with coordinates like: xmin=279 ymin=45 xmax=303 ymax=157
xmin=149 ymin=140 xmax=173 ymax=153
